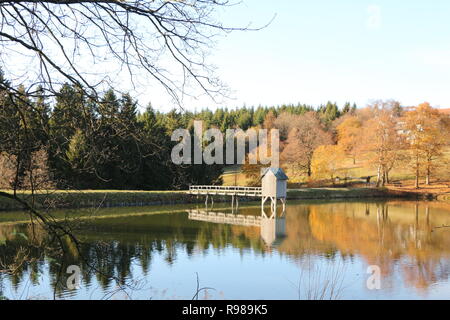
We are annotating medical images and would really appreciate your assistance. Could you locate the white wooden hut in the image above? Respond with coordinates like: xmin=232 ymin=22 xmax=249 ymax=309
xmin=260 ymin=168 xmax=288 ymax=219
xmin=261 ymin=167 xmax=288 ymax=199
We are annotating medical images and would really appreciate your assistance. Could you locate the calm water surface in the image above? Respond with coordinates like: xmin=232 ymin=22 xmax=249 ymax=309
xmin=1 ymin=200 xmax=450 ymax=300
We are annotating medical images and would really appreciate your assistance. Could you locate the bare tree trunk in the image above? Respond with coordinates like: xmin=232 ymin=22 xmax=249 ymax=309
xmin=381 ymin=168 xmax=386 ymax=187
xmin=426 ymin=164 xmax=431 ymax=185
xmin=376 ymin=165 xmax=382 ymax=188
xmin=378 ymin=165 xmax=387 ymax=187
xmin=415 ymin=157 xmax=420 ymax=189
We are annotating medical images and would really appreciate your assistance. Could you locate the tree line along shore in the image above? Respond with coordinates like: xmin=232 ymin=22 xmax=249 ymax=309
xmin=0 ymin=188 xmax=444 ymax=212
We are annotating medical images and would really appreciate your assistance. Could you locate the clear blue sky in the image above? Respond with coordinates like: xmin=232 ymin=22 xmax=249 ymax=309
xmin=150 ymin=0 xmax=450 ymax=111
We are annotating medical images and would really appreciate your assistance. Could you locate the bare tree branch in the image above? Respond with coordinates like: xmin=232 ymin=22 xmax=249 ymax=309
xmin=0 ymin=0 xmax=265 ymax=106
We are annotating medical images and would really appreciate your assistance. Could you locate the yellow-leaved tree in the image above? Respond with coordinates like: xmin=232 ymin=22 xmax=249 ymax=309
xmin=336 ymin=116 xmax=362 ymax=164
xmin=311 ymin=145 xmax=345 ymax=185
xmin=280 ymin=112 xmax=332 ymax=181
xmin=360 ymin=104 xmax=405 ymax=187
xmin=404 ymin=103 xmax=448 ymax=188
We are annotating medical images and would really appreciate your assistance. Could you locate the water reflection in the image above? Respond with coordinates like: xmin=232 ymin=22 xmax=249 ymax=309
xmin=304 ymin=201 xmax=450 ymax=292
xmin=1 ymin=200 xmax=450 ymax=299
xmin=187 ymin=208 xmax=286 ymax=247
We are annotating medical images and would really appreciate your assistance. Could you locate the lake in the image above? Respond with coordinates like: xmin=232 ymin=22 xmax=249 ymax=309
xmin=1 ymin=199 xmax=450 ymax=300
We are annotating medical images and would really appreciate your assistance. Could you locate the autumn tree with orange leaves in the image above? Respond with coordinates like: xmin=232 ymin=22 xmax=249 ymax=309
xmin=311 ymin=145 xmax=345 ymax=184
xmin=404 ymin=103 xmax=448 ymax=188
xmin=280 ymin=112 xmax=332 ymax=180
xmin=360 ymin=102 xmax=405 ymax=187
xmin=336 ymin=116 xmax=363 ymax=164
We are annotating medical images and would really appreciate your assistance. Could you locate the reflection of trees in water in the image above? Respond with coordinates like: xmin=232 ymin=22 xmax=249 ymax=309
xmin=2 ymin=201 xmax=450 ymax=296
xmin=0 ymin=213 xmax=268 ymax=296
xmin=305 ymin=201 xmax=450 ymax=291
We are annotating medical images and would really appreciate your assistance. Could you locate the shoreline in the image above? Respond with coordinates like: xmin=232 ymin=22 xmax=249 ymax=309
xmin=0 ymin=187 xmax=446 ymax=211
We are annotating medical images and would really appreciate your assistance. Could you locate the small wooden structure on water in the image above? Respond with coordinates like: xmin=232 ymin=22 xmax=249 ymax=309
xmin=188 ymin=167 xmax=289 ymax=218
xmin=260 ymin=167 xmax=288 ymax=218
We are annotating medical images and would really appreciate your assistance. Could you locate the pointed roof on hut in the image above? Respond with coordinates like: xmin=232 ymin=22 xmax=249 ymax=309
xmin=260 ymin=168 xmax=288 ymax=180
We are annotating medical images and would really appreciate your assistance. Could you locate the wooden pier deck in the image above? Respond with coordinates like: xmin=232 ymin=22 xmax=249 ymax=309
xmin=188 ymin=186 xmax=262 ymax=197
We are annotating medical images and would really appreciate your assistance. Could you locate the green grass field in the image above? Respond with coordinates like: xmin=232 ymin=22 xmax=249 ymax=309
xmin=0 ymin=189 xmax=193 ymax=211
xmin=222 ymin=165 xmax=251 ymax=186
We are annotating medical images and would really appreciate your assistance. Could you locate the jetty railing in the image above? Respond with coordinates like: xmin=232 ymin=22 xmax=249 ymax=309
xmin=189 ymin=185 xmax=262 ymax=197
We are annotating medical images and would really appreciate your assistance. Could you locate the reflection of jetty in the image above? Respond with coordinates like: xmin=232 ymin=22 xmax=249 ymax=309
xmin=188 ymin=209 xmax=262 ymax=226
xmin=187 ymin=209 xmax=286 ymax=247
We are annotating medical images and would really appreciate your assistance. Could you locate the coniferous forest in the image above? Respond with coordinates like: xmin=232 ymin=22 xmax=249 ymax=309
xmin=0 ymin=68 xmax=348 ymax=191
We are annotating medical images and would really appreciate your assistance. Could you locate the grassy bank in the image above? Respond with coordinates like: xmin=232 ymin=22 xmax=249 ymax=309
xmin=287 ymin=187 xmax=401 ymax=200
xmin=0 ymin=186 xmax=432 ymax=211
xmin=0 ymin=190 xmax=199 ymax=211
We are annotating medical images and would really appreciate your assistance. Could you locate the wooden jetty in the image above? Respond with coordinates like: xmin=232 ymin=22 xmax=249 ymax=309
xmin=188 ymin=167 xmax=289 ymax=218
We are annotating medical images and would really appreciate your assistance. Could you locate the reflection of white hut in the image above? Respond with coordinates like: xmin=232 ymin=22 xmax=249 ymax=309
xmin=260 ymin=217 xmax=286 ymax=247
xmin=261 ymin=168 xmax=288 ymax=218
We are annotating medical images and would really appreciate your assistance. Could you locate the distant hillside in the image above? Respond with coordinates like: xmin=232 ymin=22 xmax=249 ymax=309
xmin=403 ymin=106 xmax=450 ymax=115
xmin=403 ymin=106 xmax=450 ymax=114
xmin=438 ymin=108 xmax=450 ymax=115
